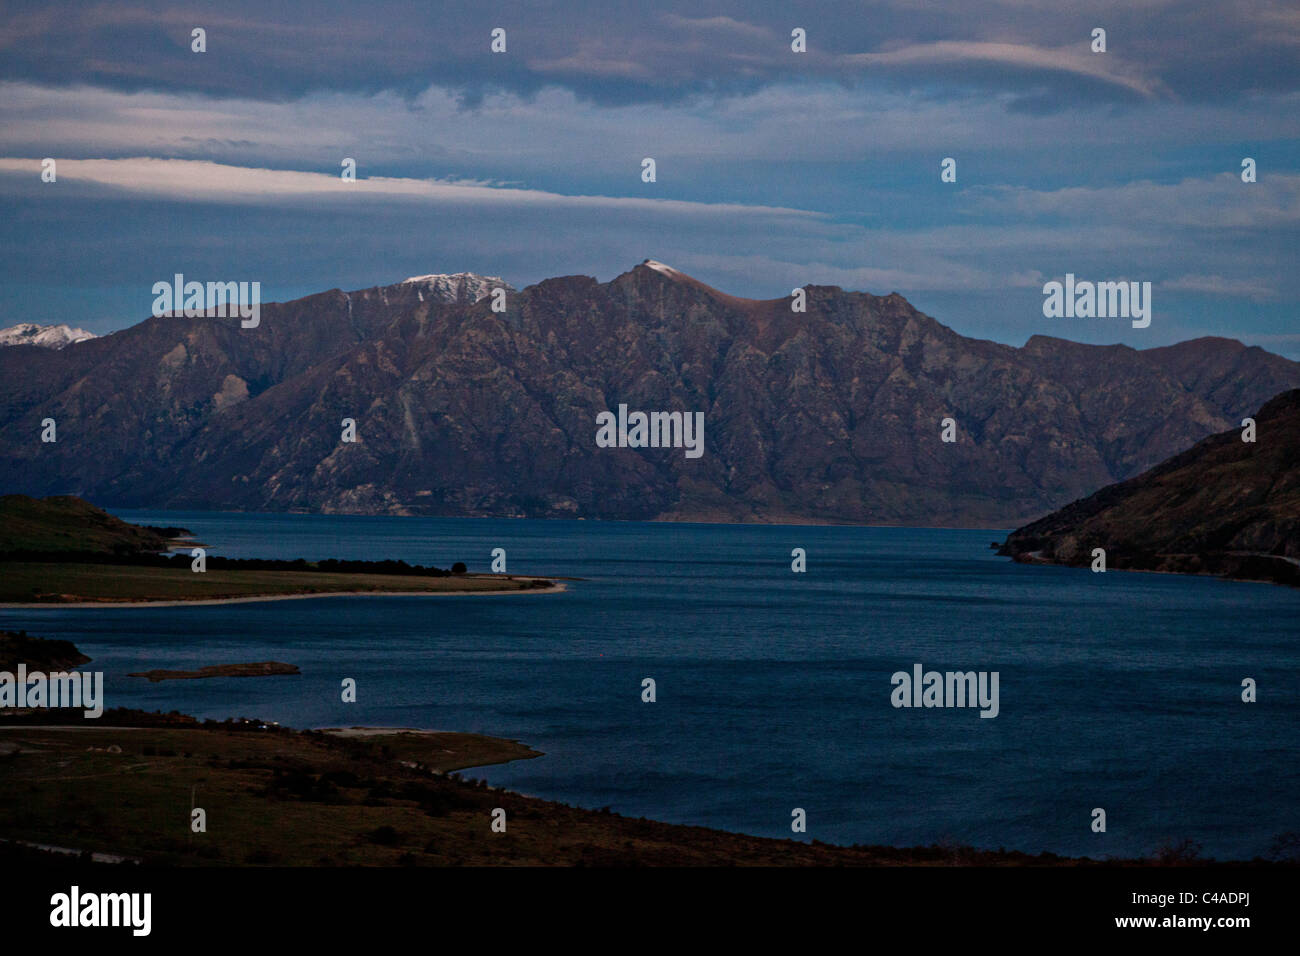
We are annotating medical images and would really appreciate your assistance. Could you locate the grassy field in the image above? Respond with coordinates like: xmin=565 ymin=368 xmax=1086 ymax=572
xmin=0 ymin=723 xmax=1109 ymax=866
xmin=0 ymin=562 xmax=558 ymax=603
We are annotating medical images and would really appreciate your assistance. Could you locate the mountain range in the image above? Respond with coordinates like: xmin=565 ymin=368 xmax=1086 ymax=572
xmin=2 ymin=261 xmax=1298 ymax=526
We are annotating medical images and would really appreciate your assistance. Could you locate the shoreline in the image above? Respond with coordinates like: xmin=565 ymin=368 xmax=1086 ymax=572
xmin=0 ymin=718 xmax=1267 ymax=866
xmin=1006 ymin=552 xmax=1299 ymax=590
xmin=129 ymin=507 xmax=1025 ymax=532
xmin=0 ymin=580 xmax=567 ymax=609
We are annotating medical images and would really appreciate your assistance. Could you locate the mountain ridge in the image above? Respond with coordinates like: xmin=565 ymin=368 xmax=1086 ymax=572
xmin=3 ymin=262 xmax=1298 ymax=526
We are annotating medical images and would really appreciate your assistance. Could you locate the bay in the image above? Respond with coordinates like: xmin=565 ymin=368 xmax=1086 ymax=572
xmin=3 ymin=510 xmax=1296 ymax=860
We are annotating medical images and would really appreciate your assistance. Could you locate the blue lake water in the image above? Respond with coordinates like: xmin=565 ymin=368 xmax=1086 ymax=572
xmin=3 ymin=512 xmax=1297 ymax=860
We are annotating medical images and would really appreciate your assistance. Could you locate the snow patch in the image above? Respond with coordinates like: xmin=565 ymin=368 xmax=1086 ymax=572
xmin=400 ymin=272 xmax=513 ymax=304
xmin=642 ymin=259 xmax=683 ymax=277
xmin=0 ymin=323 xmax=96 ymax=349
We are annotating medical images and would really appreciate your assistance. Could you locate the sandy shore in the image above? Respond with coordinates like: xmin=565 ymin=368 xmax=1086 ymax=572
xmin=0 ymin=580 xmax=567 ymax=609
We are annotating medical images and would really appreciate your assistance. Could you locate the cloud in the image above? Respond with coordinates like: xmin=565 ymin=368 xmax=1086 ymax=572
xmin=0 ymin=156 xmax=828 ymax=221
xmin=1161 ymin=274 xmax=1277 ymax=301
xmin=670 ymin=252 xmax=1045 ymax=295
xmin=841 ymin=40 xmax=1164 ymax=98
xmin=528 ymin=52 xmax=658 ymax=80
xmin=660 ymin=15 xmax=778 ymax=44
xmin=966 ymin=174 xmax=1300 ymax=230
xmin=2 ymin=0 xmax=1296 ymax=106
xmin=5 ymin=80 xmax=1296 ymax=189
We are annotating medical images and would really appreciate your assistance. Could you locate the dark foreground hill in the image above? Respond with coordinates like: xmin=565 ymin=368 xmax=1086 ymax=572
xmin=0 ymin=630 xmax=91 ymax=671
xmin=3 ymin=262 xmax=1298 ymax=526
xmin=0 ymin=712 xmax=1265 ymax=866
xmin=0 ymin=493 xmax=184 ymax=554
xmin=999 ymin=388 xmax=1300 ymax=586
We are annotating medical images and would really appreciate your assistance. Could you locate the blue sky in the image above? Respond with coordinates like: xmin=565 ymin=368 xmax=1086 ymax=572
xmin=1 ymin=0 xmax=1298 ymax=354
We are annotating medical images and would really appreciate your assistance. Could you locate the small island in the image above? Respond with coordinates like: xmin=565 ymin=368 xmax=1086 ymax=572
xmin=128 ymin=662 xmax=301 ymax=682
xmin=0 ymin=494 xmax=563 ymax=605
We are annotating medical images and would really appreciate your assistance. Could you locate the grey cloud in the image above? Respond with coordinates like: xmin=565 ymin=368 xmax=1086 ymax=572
xmin=2 ymin=0 xmax=1296 ymax=107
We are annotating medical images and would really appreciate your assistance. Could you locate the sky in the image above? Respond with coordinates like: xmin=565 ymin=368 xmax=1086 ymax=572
xmin=1 ymin=0 xmax=1298 ymax=355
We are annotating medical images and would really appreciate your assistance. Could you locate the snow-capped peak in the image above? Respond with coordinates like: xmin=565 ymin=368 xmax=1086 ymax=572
xmin=642 ymin=259 xmax=683 ymax=278
xmin=0 ymin=322 xmax=96 ymax=349
xmin=399 ymin=272 xmax=513 ymax=304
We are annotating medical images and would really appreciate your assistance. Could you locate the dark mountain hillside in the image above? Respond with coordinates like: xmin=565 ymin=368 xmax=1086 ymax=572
xmin=3 ymin=262 xmax=1297 ymax=526
xmin=999 ymin=389 xmax=1300 ymax=586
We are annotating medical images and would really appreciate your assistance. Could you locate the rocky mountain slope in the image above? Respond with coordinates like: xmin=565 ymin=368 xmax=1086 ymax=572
xmin=999 ymin=388 xmax=1300 ymax=586
xmin=2 ymin=262 xmax=1298 ymax=526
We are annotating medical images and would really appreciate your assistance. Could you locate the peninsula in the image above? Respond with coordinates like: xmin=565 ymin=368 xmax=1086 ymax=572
xmin=0 ymin=495 xmax=560 ymax=604
xmin=999 ymin=388 xmax=1300 ymax=588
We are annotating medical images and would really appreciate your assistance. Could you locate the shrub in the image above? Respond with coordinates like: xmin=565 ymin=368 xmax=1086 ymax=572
xmin=1155 ymin=838 xmax=1203 ymax=864
xmin=1267 ymin=832 xmax=1300 ymax=863
xmin=365 ymin=825 xmax=401 ymax=846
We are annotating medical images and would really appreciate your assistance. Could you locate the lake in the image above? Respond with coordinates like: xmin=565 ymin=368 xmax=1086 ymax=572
xmin=3 ymin=511 xmax=1297 ymax=860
